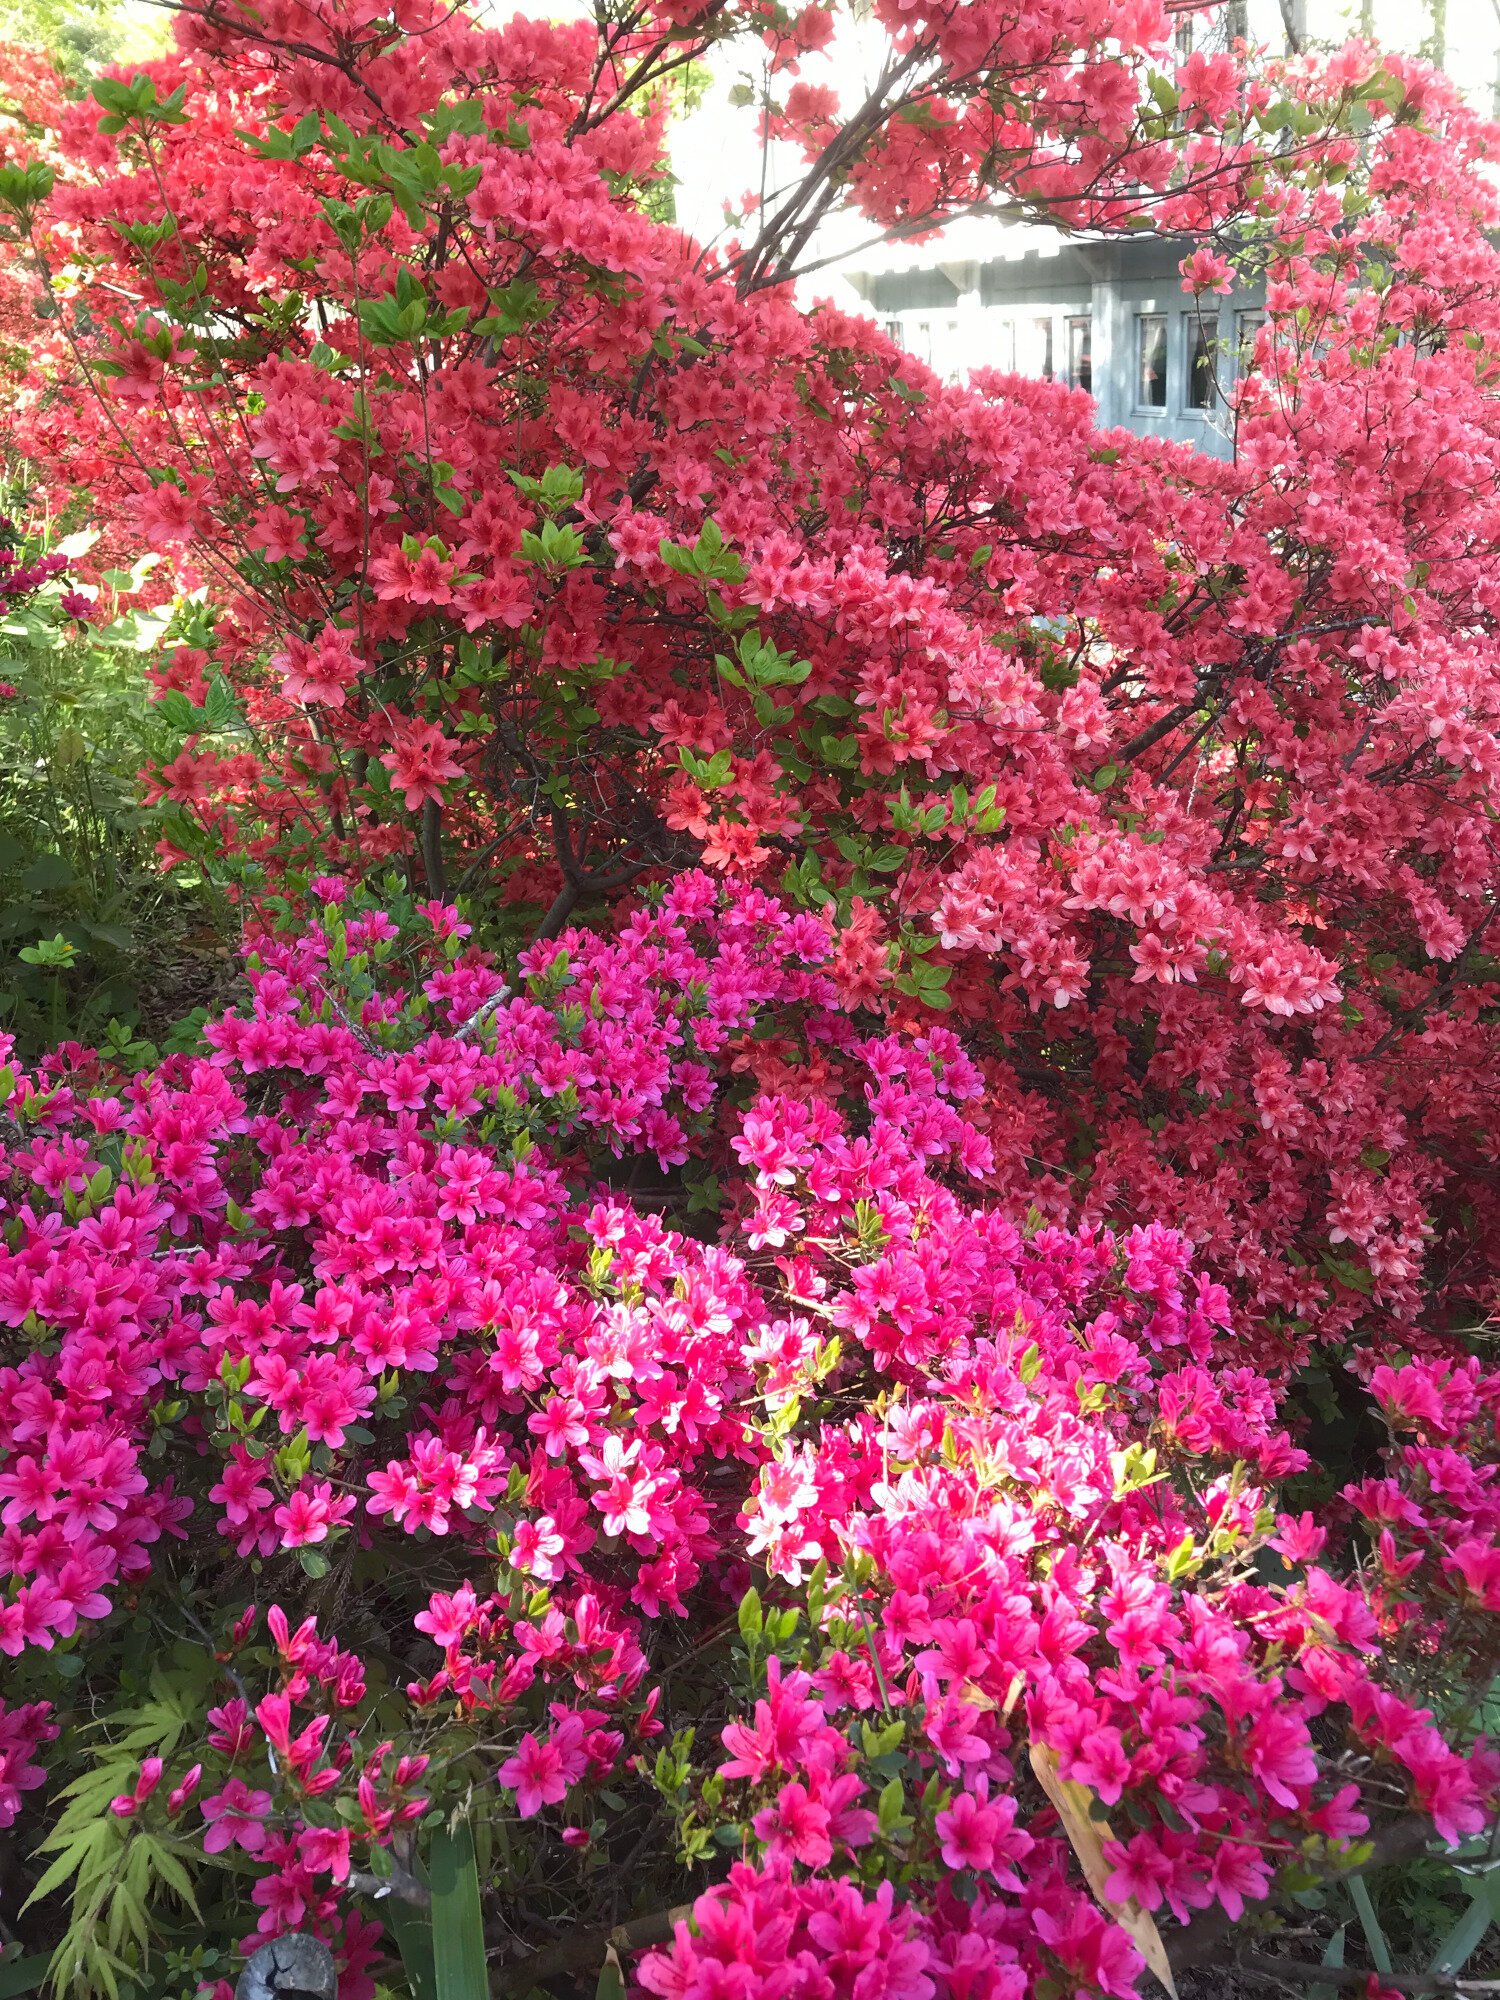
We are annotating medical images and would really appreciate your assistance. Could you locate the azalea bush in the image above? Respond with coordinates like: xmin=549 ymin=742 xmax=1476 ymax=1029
xmin=0 ymin=0 xmax=1500 ymax=1992
xmin=0 ymin=0 xmax=1495 ymax=1353
xmin=2 ymin=878 xmax=1500 ymax=2000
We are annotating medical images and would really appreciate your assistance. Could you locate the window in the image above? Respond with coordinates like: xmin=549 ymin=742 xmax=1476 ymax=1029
xmin=1186 ymin=312 xmax=1219 ymax=410
xmin=883 ymin=318 xmax=903 ymax=347
xmin=1018 ymin=314 xmax=1053 ymax=381
xmin=1137 ymin=315 xmax=1168 ymax=408
xmin=1236 ymin=309 xmax=1265 ymax=370
xmin=1067 ymin=315 xmax=1092 ymax=395
xmin=992 ymin=317 xmax=1016 ymax=371
xmin=1036 ymin=315 xmax=1054 ymax=381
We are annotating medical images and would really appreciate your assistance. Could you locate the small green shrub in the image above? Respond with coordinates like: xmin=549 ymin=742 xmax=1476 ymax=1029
xmin=0 ymin=509 xmax=231 ymax=1055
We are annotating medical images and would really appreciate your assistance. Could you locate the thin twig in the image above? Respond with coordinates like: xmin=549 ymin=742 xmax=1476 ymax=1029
xmin=1168 ymin=1816 xmax=1433 ymax=1973
xmin=347 ymin=1865 xmax=432 ymax=1911
xmin=493 ymin=1904 xmax=692 ymax=1994
xmin=1239 ymin=1951 xmax=1500 ymax=1995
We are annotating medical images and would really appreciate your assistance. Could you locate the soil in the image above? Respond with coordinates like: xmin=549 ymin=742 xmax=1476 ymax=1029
xmin=133 ymin=925 xmax=246 ymax=1044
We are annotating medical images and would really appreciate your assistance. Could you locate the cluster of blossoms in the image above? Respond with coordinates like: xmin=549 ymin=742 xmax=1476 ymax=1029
xmin=0 ymin=1694 xmax=55 ymax=1830
xmin=0 ymin=876 xmax=840 ymax=1653
xmin=1 ymin=882 xmax=1498 ymax=1996
xmin=0 ymin=539 xmax=67 ymax=598
xmin=0 ymin=523 xmax=90 ymax=621
xmin=639 ymin=1865 xmax=947 ymax=2000
xmin=5 ymin=0 xmax=1497 ymax=1353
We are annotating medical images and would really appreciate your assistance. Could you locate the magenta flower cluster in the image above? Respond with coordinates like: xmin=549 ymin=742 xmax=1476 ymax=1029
xmin=1 ymin=876 xmax=1497 ymax=1999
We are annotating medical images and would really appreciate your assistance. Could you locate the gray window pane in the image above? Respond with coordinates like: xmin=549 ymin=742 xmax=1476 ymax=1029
xmin=1068 ymin=316 xmax=1092 ymax=394
xmin=1017 ymin=315 xmax=1053 ymax=379
xmin=1138 ymin=316 xmax=1167 ymax=407
xmin=1187 ymin=313 xmax=1219 ymax=409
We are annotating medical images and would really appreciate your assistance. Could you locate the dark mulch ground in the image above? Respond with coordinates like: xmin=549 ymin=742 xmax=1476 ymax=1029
xmin=133 ymin=925 xmax=246 ymax=1045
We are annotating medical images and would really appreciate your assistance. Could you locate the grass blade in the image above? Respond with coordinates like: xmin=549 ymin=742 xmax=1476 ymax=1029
xmin=1310 ymin=1922 xmax=1346 ymax=2000
xmin=384 ymin=1894 xmax=437 ymax=2000
xmin=1431 ymin=1897 xmax=1492 ymax=1979
xmin=429 ymin=1821 xmax=487 ymax=2000
xmin=1349 ymin=1876 xmax=1393 ymax=1976
xmin=1430 ymin=1869 xmax=1500 ymax=1980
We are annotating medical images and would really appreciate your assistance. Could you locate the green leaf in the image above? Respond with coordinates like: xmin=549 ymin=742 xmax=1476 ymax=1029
xmin=82 ymin=920 xmax=133 ymax=952
xmin=1348 ymin=1874 xmax=1391 ymax=1976
xmin=203 ymin=674 xmax=237 ymax=729
xmin=25 ymin=1821 xmax=115 ymax=1910
xmin=136 ymin=1835 xmax=198 ymax=1913
xmin=19 ymin=932 xmax=74 ymax=966
xmin=876 ymin=1777 xmax=911 ymax=1837
xmin=90 ymin=76 xmax=135 ymax=115
xmin=738 ymin=1588 xmax=763 ymax=1644
xmin=0 ymin=1955 xmax=51 ymax=1998
xmin=861 ymin=1718 xmax=905 ymax=1759
xmin=1361 ymin=67 xmax=1406 ymax=114
xmin=384 ymin=1894 xmax=437 ymax=2000
xmin=1163 ymin=1530 xmax=1198 ymax=1580
xmin=1431 ymin=1866 xmax=1500 ymax=1978
xmin=429 ymin=1821 xmax=487 ymax=2000
xmin=155 ymin=689 xmax=201 ymax=733
xmin=1309 ymin=1924 xmax=1345 ymax=2000
xmin=1319 ymin=1252 xmax=1375 ymax=1296
xmin=20 ymin=851 xmax=73 ymax=894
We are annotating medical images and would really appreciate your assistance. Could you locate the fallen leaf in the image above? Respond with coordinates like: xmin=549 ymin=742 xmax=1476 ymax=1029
xmin=1029 ymin=1740 xmax=1178 ymax=1998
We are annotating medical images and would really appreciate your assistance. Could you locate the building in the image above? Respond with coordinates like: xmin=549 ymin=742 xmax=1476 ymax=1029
xmin=665 ymin=0 xmax=1492 ymax=459
xmin=837 ymin=228 xmax=1267 ymax=461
